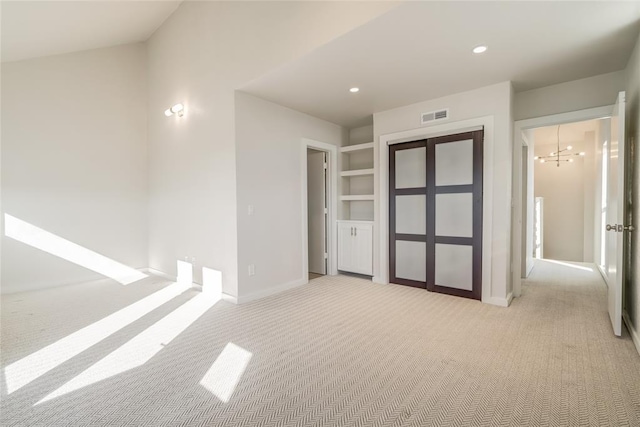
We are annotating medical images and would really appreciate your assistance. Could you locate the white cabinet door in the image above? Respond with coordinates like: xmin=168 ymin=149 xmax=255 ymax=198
xmin=353 ymin=223 xmax=373 ymax=275
xmin=337 ymin=221 xmax=373 ymax=275
xmin=338 ymin=222 xmax=354 ymax=272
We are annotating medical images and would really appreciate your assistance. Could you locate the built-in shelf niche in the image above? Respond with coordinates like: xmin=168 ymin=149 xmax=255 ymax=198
xmin=340 ymin=123 xmax=374 ymax=221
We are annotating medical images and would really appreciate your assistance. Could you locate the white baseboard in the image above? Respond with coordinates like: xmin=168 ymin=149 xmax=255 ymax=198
xmin=623 ymin=310 xmax=640 ymax=357
xmin=596 ymin=264 xmax=609 ymax=287
xmin=144 ymin=267 xmax=238 ymax=304
xmin=1 ymin=267 xmax=149 ymax=295
xmin=237 ymin=278 xmax=308 ymax=304
xmin=372 ymin=276 xmax=387 ymax=285
xmin=142 ymin=267 xmax=175 ymax=282
xmin=483 ymin=295 xmax=512 ymax=307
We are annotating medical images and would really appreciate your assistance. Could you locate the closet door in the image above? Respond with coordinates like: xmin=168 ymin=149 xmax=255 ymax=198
xmin=389 ymin=130 xmax=483 ymax=300
xmin=389 ymin=141 xmax=428 ymax=288
xmin=427 ymin=131 xmax=483 ymax=300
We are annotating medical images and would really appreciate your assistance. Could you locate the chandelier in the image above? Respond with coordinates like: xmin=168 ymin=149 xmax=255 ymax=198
xmin=535 ymin=125 xmax=585 ymax=166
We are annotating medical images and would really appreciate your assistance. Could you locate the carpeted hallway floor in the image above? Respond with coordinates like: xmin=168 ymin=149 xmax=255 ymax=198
xmin=2 ymin=259 xmax=639 ymax=426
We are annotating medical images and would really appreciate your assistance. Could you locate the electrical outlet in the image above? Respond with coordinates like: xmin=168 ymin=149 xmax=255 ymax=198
xmin=248 ymin=264 xmax=255 ymax=276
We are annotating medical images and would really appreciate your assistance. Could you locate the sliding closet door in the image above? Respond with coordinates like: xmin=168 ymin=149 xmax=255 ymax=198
xmin=389 ymin=141 xmax=428 ymax=288
xmin=389 ymin=130 xmax=483 ymax=300
xmin=427 ymin=131 xmax=482 ymax=300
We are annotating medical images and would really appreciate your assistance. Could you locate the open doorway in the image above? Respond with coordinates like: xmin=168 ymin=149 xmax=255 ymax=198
xmin=307 ymin=148 xmax=327 ymax=281
xmin=529 ymin=119 xmax=601 ymax=264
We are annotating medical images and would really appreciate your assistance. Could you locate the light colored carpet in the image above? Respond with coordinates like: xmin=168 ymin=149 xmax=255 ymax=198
xmin=2 ymin=259 xmax=639 ymax=426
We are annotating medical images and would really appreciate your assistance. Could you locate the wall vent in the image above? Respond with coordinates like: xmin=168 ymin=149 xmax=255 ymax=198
xmin=421 ymin=108 xmax=449 ymax=125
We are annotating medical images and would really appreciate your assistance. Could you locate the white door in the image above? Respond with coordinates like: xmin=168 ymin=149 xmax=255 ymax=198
xmin=606 ymin=92 xmax=626 ymax=337
xmin=308 ymin=150 xmax=327 ymax=275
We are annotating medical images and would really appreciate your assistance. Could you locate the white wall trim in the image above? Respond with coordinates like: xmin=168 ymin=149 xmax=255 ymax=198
xmin=143 ymin=267 xmax=175 ymax=281
xmin=236 ymin=278 xmax=308 ymax=304
xmin=377 ymin=116 xmax=495 ymax=305
xmin=597 ymin=263 xmax=609 ymax=287
xmin=623 ymin=310 xmax=640 ymax=357
xmin=485 ymin=293 xmax=513 ymax=308
xmin=512 ymin=105 xmax=614 ymax=298
xmin=144 ymin=267 xmax=238 ymax=303
xmin=301 ymin=138 xmax=339 ymax=280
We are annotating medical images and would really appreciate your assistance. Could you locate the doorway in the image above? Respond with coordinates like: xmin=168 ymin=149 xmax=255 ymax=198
xmin=512 ymin=95 xmax=628 ymax=336
xmin=307 ymin=148 xmax=327 ymax=280
xmin=389 ymin=130 xmax=483 ymax=300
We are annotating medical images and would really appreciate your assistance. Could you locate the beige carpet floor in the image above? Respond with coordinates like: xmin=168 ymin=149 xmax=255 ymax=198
xmin=2 ymin=259 xmax=639 ymax=426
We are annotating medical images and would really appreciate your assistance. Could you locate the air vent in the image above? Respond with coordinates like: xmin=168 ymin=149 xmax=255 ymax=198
xmin=421 ymin=108 xmax=449 ymax=125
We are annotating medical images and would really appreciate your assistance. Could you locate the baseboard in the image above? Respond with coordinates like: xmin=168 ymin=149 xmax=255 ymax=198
xmin=144 ymin=267 xmax=237 ymax=303
xmin=237 ymin=278 xmax=308 ymax=304
xmin=142 ymin=268 xmax=175 ymax=282
xmin=597 ymin=264 xmax=609 ymax=287
xmin=623 ymin=310 xmax=640 ymax=357
xmin=1 ymin=267 xmax=149 ymax=295
xmin=372 ymin=276 xmax=387 ymax=285
xmin=483 ymin=295 xmax=511 ymax=307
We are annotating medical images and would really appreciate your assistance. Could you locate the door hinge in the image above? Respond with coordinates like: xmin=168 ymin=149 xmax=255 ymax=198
xmin=323 ymin=162 xmax=328 ymax=170
xmin=324 ymin=252 xmax=328 ymax=259
xmin=324 ymin=208 xmax=328 ymax=214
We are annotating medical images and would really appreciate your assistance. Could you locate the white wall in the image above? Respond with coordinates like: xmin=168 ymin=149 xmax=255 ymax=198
xmin=1 ymin=44 xmax=148 ymax=293
xmin=514 ymin=70 xmax=626 ymax=121
xmin=235 ymin=92 xmax=344 ymax=301
xmin=533 ymin=136 xmax=596 ymax=262
xmin=625 ymin=31 xmax=640 ymax=348
xmin=146 ymin=1 xmax=397 ymax=298
xmin=374 ymin=81 xmax=514 ymax=305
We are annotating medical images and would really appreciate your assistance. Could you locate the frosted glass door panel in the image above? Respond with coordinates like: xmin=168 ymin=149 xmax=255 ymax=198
xmin=435 ymin=193 xmax=473 ymax=237
xmin=435 ymin=244 xmax=473 ymax=290
xmin=396 ymin=195 xmax=426 ymax=235
xmin=435 ymin=140 xmax=473 ymax=186
xmin=396 ymin=241 xmax=426 ymax=282
xmin=395 ymin=147 xmax=426 ymax=189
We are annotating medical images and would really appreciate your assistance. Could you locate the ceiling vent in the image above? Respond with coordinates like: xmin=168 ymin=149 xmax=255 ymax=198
xmin=421 ymin=108 xmax=449 ymax=125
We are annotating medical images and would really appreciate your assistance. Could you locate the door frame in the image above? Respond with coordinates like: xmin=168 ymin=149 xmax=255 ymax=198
xmin=511 ymin=105 xmax=613 ymax=298
xmin=301 ymin=138 xmax=338 ymax=280
xmin=377 ymin=116 xmax=495 ymax=305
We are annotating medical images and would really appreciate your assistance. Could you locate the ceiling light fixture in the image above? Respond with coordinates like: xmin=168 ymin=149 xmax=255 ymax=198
xmin=164 ymin=103 xmax=184 ymax=117
xmin=349 ymin=87 xmax=360 ymax=93
xmin=536 ymin=125 xmax=586 ymax=167
xmin=472 ymin=45 xmax=487 ymax=54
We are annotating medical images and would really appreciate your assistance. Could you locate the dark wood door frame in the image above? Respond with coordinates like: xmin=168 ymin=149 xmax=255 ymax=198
xmin=389 ymin=130 xmax=484 ymax=300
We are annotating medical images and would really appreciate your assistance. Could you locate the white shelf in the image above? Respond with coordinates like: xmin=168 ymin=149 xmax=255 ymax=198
xmin=340 ymin=194 xmax=374 ymax=201
xmin=340 ymin=168 xmax=374 ymax=177
xmin=340 ymin=142 xmax=374 ymax=153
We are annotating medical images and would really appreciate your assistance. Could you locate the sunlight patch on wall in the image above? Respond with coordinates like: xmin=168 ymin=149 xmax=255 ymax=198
xmin=199 ymin=343 xmax=252 ymax=402
xmin=3 ymin=281 xmax=192 ymax=395
xmin=36 ymin=292 xmax=220 ymax=404
xmin=4 ymin=214 xmax=147 ymax=285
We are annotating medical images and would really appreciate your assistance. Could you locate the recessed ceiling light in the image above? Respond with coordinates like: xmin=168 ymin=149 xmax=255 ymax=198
xmin=349 ymin=87 xmax=360 ymax=93
xmin=472 ymin=45 xmax=487 ymax=54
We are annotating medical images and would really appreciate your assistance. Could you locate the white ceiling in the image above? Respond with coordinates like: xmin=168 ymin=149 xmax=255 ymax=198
xmin=241 ymin=1 xmax=640 ymax=128
xmin=533 ymin=119 xmax=601 ymax=148
xmin=1 ymin=1 xmax=182 ymax=63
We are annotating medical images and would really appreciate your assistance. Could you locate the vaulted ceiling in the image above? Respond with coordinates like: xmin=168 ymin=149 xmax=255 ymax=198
xmin=1 ymin=1 xmax=182 ymax=63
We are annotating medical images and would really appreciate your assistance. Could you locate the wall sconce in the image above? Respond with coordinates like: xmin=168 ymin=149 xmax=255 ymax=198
xmin=164 ymin=103 xmax=184 ymax=117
